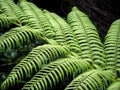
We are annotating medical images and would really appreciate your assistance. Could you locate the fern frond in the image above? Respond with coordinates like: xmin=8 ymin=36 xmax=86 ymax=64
xmin=0 ymin=0 xmax=27 ymax=24
xmin=0 ymin=15 xmax=18 ymax=28
xmin=18 ymin=1 xmax=55 ymax=38
xmin=43 ymin=10 xmax=67 ymax=45
xmin=1 ymin=44 xmax=70 ymax=90
xmin=67 ymin=7 xmax=106 ymax=66
xmin=104 ymin=19 xmax=120 ymax=75
xmin=0 ymin=0 xmax=15 ymax=16
xmin=18 ymin=0 xmax=42 ymax=29
xmin=0 ymin=26 xmax=46 ymax=53
xmin=65 ymin=69 xmax=115 ymax=90
xmin=45 ymin=11 xmax=81 ymax=55
xmin=21 ymin=57 xmax=91 ymax=90
xmin=107 ymin=78 xmax=120 ymax=90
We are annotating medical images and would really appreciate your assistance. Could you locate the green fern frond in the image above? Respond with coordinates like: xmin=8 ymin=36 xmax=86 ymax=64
xmin=18 ymin=0 xmax=42 ymax=29
xmin=1 ymin=44 xmax=70 ymax=90
xmin=0 ymin=0 xmax=27 ymax=24
xmin=21 ymin=57 xmax=91 ymax=90
xmin=45 ymin=11 xmax=81 ymax=55
xmin=18 ymin=1 xmax=55 ymax=38
xmin=0 ymin=0 xmax=15 ymax=17
xmin=107 ymin=78 xmax=120 ymax=90
xmin=0 ymin=15 xmax=18 ymax=28
xmin=104 ymin=19 xmax=120 ymax=75
xmin=65 ymin=69 xmax=115 ymax=90
xmin=67 ymin=7 xmax=106 ymax=66
xmin=0 ymin=26 xmax=46 ymax=53
xmin=43 ymin=10 xmax=66 ymax=45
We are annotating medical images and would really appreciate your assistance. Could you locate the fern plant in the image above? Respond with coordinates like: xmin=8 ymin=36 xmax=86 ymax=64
xmin=0 ymin=0 xmax=120 ymax=90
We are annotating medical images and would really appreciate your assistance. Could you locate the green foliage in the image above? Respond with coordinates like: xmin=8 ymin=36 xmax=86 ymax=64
xmin=43 ymin=10 xmax=66 ymax=44
xmin=67 ymin=7 xmax=106 ymax=67
xmin=0 ymin=26 xmax=47 ymax=53
xmin=1 ymin=44 xmax=70 ymax=89
xmin=44 ymin=10 xmax=82 ymax=56
xmin=0 ymin=15 xmax=18 ymax=28
xmin=107 ymin=79 xmax=120 ymax=90
xmin=18 ymin=0 xmax=43 ymax=29
xmin=104 ymin=19 xmax=120 ymax=75
xmin=0 ymin=0 xmax=27 ymax=24
xmin=22 ymin=58 xmax=91 ymax=90
xmin=0 ymin=0 xmax=120 ymax=90
xmin=65 ymin=69 xmax=115 ymax=90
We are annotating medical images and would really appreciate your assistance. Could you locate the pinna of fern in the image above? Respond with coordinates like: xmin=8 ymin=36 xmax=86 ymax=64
xmin=107 ymin=78 xmax=120 ymax=90
xmin=19 ymin=0 xmax=83 ymax=56
xmin=65 ymin=69 xmax=115 ymax=90
xmin=21 ymin=57 xmax=91 ymax=90
xmin=18 ymin=0 xmax=43 ymax=29
xmin=43 ymin=10 xmax=82 ymax=56
xmin=0 ymin=26 xmax=47 ymax=53
xmin=18 ymin=0 xmax=55 ymax=38
xmin=104 ymin=19 xmax=120 ymax=76
xmin=0 ymin=0 xmax=28 ymax=25
xmin=0 ymin=15 xmax=18 ymax=28
xmin=0 ymin=0 xmax=16 ymax=17
xmin=0 ymin=44 xmax=71 ymax=90
xmin=43 ymin=10 xmax=66 ymax=45
xmin=67 ymin=7 xmax=106 ymax=67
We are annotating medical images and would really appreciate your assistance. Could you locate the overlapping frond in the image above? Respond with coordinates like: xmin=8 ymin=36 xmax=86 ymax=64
xmin=18 ymin=0 xmax=42 ymax=29
xmin=67 ymin=7 xmax=106 ymax=66
xmin=107 ymin=78 xmax=120 ymax=90
xmin=43 ymin=10 xmax=66 ymax=44
xmin=22 ymin=58 xmax=91 ymax=90
xmin=0 ymin=0 xmax=16 ymax=17
xmin=18 ymin=0 xmax=55 ymax=38
xmin=104 ymin=19 xmax=120 ymax=75
xmin=0 ymin=15 xmax=18 ymax=28
xmin=0 ymin=0 xmax=27 ymax=24
xmin=45 ymin=11 xmax=82 ymax=55
xmin=1 ymin=44 xmax=70 ymax=90
xmin=0 ymin=26 xmax=46 ymax=53
xmin=65 ymin=69 xmax=115 ymax=90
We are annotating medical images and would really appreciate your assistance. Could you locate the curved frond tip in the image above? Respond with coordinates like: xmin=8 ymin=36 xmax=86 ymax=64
xmin=67 ymin=7 xmax=106 ymax=67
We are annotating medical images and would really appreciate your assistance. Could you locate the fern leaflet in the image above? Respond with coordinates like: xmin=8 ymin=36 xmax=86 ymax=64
xmin=22 ymin=58 xmax=91 ymax=90
xmin=0 ymin=26 xmax=46 ymax=53
xmin=1 ymin=44 xmax=70 ymax=89
xmin=65 ymin=69 xmax=115 ymax=90
xmin=67 ymin=7 xmax=106 ymax=67
xmin=104 ymin=19 xmax=120 ymax=76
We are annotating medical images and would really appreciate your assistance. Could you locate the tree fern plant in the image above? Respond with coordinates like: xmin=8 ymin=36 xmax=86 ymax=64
xmin=0 ymin=0 xmax=120 ymax=90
